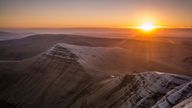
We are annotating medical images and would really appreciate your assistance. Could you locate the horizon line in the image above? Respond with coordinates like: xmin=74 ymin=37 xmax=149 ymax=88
xmin=1 ymin=27 xmax=192 ymax=29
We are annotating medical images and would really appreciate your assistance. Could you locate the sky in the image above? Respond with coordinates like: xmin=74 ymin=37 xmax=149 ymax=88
xmin=0 ymin=0 xmax=192 ymax=28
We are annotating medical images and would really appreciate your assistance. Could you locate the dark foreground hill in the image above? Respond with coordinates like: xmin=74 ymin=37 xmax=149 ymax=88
xmin=0 ymin=43 xmax=192 ymax=108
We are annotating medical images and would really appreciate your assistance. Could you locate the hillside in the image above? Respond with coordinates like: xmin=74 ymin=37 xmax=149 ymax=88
xmin=0 ymin=43 xmax=192 ymax=108
xmin=0 ymin=34 xmax=191 ymax=74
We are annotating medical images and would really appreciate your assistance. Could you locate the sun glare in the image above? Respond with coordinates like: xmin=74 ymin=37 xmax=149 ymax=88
xmin=138 ymin=22 xmax=156 ymax=31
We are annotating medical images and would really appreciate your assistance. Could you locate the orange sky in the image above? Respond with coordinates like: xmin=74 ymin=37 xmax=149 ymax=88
xmin=0 ymin=0 xmax=192 ymax=28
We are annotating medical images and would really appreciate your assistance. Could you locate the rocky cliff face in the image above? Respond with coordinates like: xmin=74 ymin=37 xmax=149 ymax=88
xmin=0 ymin=43 xmax=191 ymax=108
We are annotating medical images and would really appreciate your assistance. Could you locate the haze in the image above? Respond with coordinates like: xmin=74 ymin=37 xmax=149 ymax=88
xmin=0 ymin=0 xmax=192 ymax=28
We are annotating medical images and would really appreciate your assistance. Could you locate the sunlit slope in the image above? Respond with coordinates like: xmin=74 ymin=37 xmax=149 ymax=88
xmin=48 ymin=43 xmax=151 ymax=74
xmin=119 ymin=38 xmax=192 ymax=75
xmin=43 ymin=43 xmax=190 ymax=75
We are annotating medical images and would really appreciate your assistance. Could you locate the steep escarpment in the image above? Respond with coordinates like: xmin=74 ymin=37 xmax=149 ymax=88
xmin=0 ymin=44 xmax=92 ymax=108
xmin=0 ymin=43 xmax=191 ymax=108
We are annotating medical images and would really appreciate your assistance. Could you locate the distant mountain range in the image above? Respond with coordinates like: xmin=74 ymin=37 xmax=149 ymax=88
xmin=0 ymin=31 xmax=34 ymax=41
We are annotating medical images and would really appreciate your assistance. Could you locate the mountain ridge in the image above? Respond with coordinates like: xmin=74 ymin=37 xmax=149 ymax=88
xmin=0 ymin=43 xmax=192 ymax=108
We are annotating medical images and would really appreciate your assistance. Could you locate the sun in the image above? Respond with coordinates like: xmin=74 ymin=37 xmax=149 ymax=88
xmin=138 ymin=22 xmax=156 ymax=31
